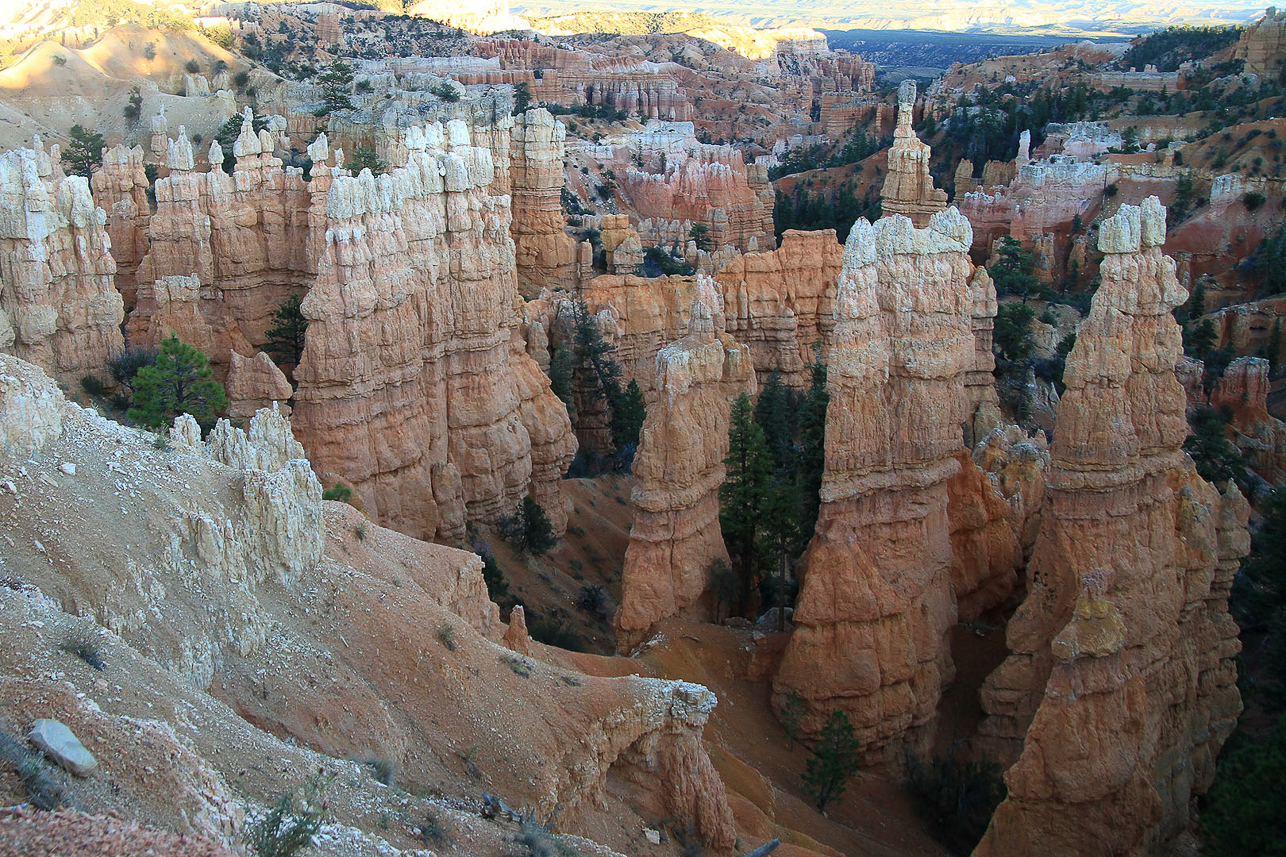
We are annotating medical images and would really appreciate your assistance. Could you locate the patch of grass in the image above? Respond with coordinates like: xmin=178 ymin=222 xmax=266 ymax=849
xmin=152 ymin=433 xmax=171 ymax=452
xmin=502 ymin=653 xmax=534 ymax=678
xmin=61 ymin=631 xmax=105 ymax=671
xmin=418 ymin=808 xmax=454 ymax=846
xmin=355 ymin=522 xmax=367 ymax=541
xmin=513 ymin=817 xmax=581 ymax=857
xmin=361 ymin=756 xmax=396 ymax=786
xmin=245 ymin=773 xmax=332 ymax=857
xmin=0 ymin=730 xmax=65 ymax=810
xmin=437 ymin=625 xmax=457 ymax=651
xmin=80 ymin=375 xmax=108 ymax=397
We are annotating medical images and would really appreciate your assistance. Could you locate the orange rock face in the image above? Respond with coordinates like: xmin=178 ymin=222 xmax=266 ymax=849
xmin=773 ymin=209 xmax=976 ymax=760
xmin=123 ymin=114 xmax=574 ymax=542
xmin=0 ymin=144 xmax=124 ymax=385
xmin=974 ymin=198 xmax=1250 ymax=856
xmin=91 ymin=144 xmax=151 ymax=311
xmin=615 ymin=277 xmax=756 ymax=651
xmin=880 ymin=82 xmax=947 ymax=227
xmin=713 ymin=229 xmax=844 ymax=384
xmin=510 ymin=109 xmax=577 ymax=296
xmin=1210 ymin=355 xmax=1286 ymax=483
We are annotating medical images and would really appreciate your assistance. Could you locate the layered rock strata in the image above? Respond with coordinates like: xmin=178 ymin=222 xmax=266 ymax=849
xmin=615 ymin=278 xmax=755 ymax=651
xmin=0 ymin=145 xmax=124 ymax=385
xmin=509 ymin=109 xmax=577 ymax=296
xmin=91 ymin=144 xmax=151 ymax=310
xmin=880 ymin=82 xmax=947 ymax=226
xmin=974 ymin=199 xmax=1250 ymax=855
xmin=712 ymin=229 xmax=843 ymax=384
xmin=773 ymin=209 xmax=976 ymax=759
xmin=126 ymin=112 xmax=575 ymax=541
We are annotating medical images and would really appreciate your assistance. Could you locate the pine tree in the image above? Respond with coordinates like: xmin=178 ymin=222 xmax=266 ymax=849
xmin=796 ymin=358 xmax=829 ymax=540
xmin=754 ymin=370 xmax=797 ymax=471
xmin=758 ymin=473 xmax=802 ymax=629
xmin=265 ymin=294 xmax=308 ymax=371
xmin=802 ymin=709 xmax=860 ymax=811
xmin=522 ymin=496 xmax=557 ymax=555
xmin=513 ymin=81 xmax=532 ymax=114
xmin=990 ymin=237 xmax=1040 ymax=301
xmin=548 ymin=346 xmax=577 ymax=422
xmin=128 ymin=335 xmax=229 ymax=430
xmin=61 ymin=124 xmax=105 ymax=178
xmin=994 ymin=302 xmax=1036 ymax=365
xmin=720 ymin=393 xmax=773 ymax=613
xmin=689 ymin=222 xmax=712 ymax=252
xmin=1183 ymin=408 xmax=1248 ymax=485
xmin=610 ymin=378 xmax=646 ymax=458
xmin=315 ymin=58 xmax=354 ymax=117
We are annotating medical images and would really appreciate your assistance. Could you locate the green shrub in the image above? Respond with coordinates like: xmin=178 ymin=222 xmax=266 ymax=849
xmin=908 ymin=753 xmax=1007 ymax=853
xmin=0 ymin=730 xmax=65 ymax=810
xmin=80 ymin=375 xmax=108 ymax=397
xmin=322 ymin=483 xmax=353 ymax=503
xmin=61 ymin=631 xmax=105 ymax=671
xmin=246 ymin=775 xmax=330 ymax=857
xmin=801 ymin=709 xmax=859 ymax=810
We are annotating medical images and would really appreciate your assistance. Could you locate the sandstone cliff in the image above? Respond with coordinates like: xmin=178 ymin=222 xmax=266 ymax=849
xmin=880 ymin=82 xmax=947 ymax=227
xmin=713 ymin=228 xmax=843 ymax=385
xmin=510 ymin=108 xmax=577 ymax=296
xmin=615 ymin=277 xmax=756 ymax=651
xmin=773 ymin=209 xmax=976 ymax=760
xmin=0 ymin=144 xmax=124 ymax=385
xmin=974 ymin=198 xmax=1250 ymax=856
xmin=120 ymin=113 xmax=575 ymax=542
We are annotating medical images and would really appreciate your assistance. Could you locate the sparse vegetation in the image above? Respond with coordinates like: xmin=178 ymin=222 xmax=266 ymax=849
xmin=528 ymin=618 xmax=585 ymax=652
xmin=348 ymin=148 xmax=388 ymax=176
xmin=322 ymin=483 xmax=353 ymax=503
xmin=437 ymin=625 xmax=457 ymax=651
xmin=245 ymin=774 xmax=331 ymax=857
xmin=265 ymin=295 xmax=309 ymax=372
xmin=502 ymin=653 xmax=534 ymax=678
xmin=315 ymin=58 xmax=355 ymax=116
xmin=512 ymin=816 xmax=581 ymax=857
xmin=0 ymin=730 xmax=65 ymax=810
xmin=418 ymin=808 xmax=455 ymax=846
xmin=499 ymin=496 xmax=558 ymax=555
xmin=61 ymin=631 xmax=106 ymax=671
xmin=908 ymin=753 xmax=1007 ymax=853
xmin=801 ymin=709 xmax=859 ymax=811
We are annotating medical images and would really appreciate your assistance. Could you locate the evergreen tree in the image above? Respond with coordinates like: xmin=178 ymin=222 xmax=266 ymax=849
xmin=994 ymin=302 xmax=1036 ymax=365
xmin=348 ymin=148 xmax=387 ymax=176
xmin=265 ymin=294 xmax=308 ymax=371
xmin=1248 ymin=223 xmax=1286 ymax=298
xmin=754 ymin=370 xmax=798 ymax=471
xmin=521 ymin=496 xmax=557 ymax=555
xmin=689 ymin=222 xmax=712 ymax=252
xmin=548 ymin=346 xmax=577 ymax=422
xmin=802 ymin=709 xmax=860 ymax=811
xmin=61 ymin=124 xmax=105 ymax=178
xmin=758 ymin=473 xmax=802 ymax=629
xmin=1184 ymin=318 xmax=1218 ymax=360
xmin=1183 ymin=408 xmax=1248 ymax=485
xmin=512 ymin=81 xmax=531 ymax=114
xmin=990 ymin=237 xmax=1044 ymax=302
xmin=796 ymin=358 xmax=829 ymax=540
xmin=1201 ymin=719 xmax=1286 ymax=857
xmin=128 ymin=335 xmax=228 ymax=430
xmin=315 ymin=58 xmax=354 ymax=116
xmin=720 ymin=393 xmax=773 ymax=612
xmin=610 ymin=378 xmax=646 ymax=457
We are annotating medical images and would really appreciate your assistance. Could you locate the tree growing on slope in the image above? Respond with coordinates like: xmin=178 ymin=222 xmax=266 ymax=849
xmin=128 ymin=335 xmax=228 ymax=430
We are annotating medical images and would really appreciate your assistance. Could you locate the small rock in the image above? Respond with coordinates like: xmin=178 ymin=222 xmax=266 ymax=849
xmin=58 ymin=462 xmax=76 ymax=476
xmin=644 ymin=828 xmax=662 ymax=846
xmin=29 ymin=719 xmax=97 ymax=776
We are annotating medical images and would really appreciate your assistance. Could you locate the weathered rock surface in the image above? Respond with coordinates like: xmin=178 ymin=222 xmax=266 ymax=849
xmin=0 ymin=146 xmax=124 ymax=385
xmin=224 ymin=350 xmax=293 ymax=420
xmin=773 ymin=209 xmax=976 ymax=760
xmin=974 ymin=199 xmax=1250 ymax=856
xmin=1210 ymin=355 xmax=1286 ymax=484
xmin=29 ymin=718 xmax=98 ymax=777
xmin=128 ymin=113 xmax=575 ymax=542
xmin=91 ymin=144 xmax=151 ymax=311
xmin=510 ymin=109 xmax=577 ymax=296
xmin=616 ymin=277 xmax=755 ymax=650
xmin=713 ymin=229 xmax=843 ymax=384
xmin=880 ymin=82 xmax=947 ymax=226
xmin=0 ymin=352 xmax=733 ymax=854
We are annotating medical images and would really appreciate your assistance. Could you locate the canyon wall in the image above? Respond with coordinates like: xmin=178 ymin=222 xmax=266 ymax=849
xmin=773 ymin=209 xmax=976 ymax=760
xmin=713 ymin=228 xmax=843 ymax=385
xmin=615 ymin=277 xmax=755 ymax=651
xmin=120 ymin=113 xmax=574 ymax=541
xmin=509 ymin=108 xmax=577 ymax=296
xmin=0 ymin=144 xmax=124 ymax=385
xmin=974 ymin=198 xmax=1250 ymax=855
